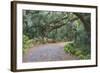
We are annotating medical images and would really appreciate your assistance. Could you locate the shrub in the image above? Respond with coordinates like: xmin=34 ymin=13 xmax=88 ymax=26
xmin=64 ymin=43 xmax=75 ymax=53
xmin=78 ymin=54 xmax=85 ymax=59
xmin=64 ymin=42 xmax=90 ymax=59
xmin=74 ymin=50 xmax=82 ymax=56
xmin=23 ymin=35 xmax=33 ymax=53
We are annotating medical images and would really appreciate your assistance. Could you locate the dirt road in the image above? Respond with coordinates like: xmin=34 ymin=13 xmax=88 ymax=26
xmin=23 ymin=42 xmax=79 ymax=62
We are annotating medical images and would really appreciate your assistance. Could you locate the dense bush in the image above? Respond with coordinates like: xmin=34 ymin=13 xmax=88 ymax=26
xmin=64 ymin=42 xmax=90 ymax=59
xmin=23 ymin=35 xmax=34 ymax=53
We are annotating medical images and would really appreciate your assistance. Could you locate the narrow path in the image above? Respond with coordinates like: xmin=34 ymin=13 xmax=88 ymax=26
xmin=23 ymin=42 xmax=79 ymax=62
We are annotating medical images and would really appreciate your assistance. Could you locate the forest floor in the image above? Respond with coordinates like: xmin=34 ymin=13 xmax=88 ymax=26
xmin=23 ymin=42 xmax=79 ymax=62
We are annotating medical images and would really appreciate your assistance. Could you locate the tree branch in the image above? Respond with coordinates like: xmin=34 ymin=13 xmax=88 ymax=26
xmin=48 ymin=17 xmax=78 ymax=32
xmin=73 ymin=13 xmax=90 ymax=33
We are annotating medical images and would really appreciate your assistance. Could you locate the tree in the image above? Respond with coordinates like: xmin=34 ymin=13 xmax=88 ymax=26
xmin=23 ymin=10 xmax=91 ymax=59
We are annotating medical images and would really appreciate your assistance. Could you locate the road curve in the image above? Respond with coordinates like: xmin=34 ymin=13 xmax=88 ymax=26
xmin=23 ymin=42 xmax=79 ymax=62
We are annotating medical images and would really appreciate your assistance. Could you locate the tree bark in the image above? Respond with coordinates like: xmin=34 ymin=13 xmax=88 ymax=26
xmin=74 ymin=13 xmax=90 ymax=34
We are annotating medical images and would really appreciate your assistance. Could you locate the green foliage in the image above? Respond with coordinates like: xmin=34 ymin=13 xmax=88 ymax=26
xmin=64 ymin=43 xmax=75 ymax=54
xmin=64 ymin=42 xmax=90 ymax=59
xmin=23 ymin=35 xmax=33 ymax=53
xmin=23 ymin=10 xmax=91 ymax=59
xmin=23 ymin=10 xmax=79 ymax=41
